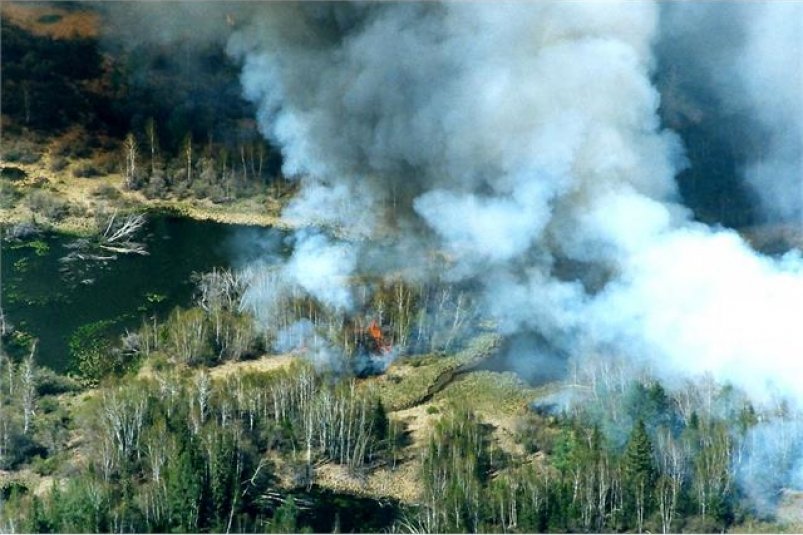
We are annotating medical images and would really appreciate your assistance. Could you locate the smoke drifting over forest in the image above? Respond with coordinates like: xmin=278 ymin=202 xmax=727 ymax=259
xmin=102 ymin=0 xmax=803 ymax=500
xmin=219 ymin=2 xmax=802 ymax=403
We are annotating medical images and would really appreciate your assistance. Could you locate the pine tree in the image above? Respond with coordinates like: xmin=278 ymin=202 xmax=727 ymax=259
xmin=166 ymin=441 xmax=203 ymax=532
xmin=624 ymin=419 xmax=656 ymax=532
xmin=270 ymin=496 xmax=299 ymax=533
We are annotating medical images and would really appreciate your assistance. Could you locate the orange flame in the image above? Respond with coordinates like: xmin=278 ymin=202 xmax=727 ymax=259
xmin=367 ymin=320 xmax=392 ymax=354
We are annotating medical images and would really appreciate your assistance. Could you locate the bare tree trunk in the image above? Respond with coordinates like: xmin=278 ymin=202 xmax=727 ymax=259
xmin=185 ymin=136 xmax=193 ymax=183
xmin=0 ymin=228 xmax=7 ymax=337
xmin=21 ymin=342 xmax=37 ymax=435
xmin=123 ymin=134 xmax=138 ymax=189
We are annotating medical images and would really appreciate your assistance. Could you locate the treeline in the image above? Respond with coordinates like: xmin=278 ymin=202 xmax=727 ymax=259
xmin=397 ymin=366 xmax=798 ymax=533
xmin=68 ymin=266 xmax=479 ymax=386
xmin=1 ymin=15 xmax=284 ymax=203
xmin=119 ymin=119 xmax=283 ymax=202
xmin=1 ymin=15 xmax=256 ymax=142
xmin=0 ymin=361 xmax=398 ymax=533
xmin=0 ymin=20 xmax=105 ymax=132
xmin=240 ymin=268 xmax=478 ymax=365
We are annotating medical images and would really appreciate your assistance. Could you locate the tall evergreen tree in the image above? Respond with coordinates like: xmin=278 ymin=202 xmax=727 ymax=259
xmin=624 ymin=419 xmax=656 ymax=532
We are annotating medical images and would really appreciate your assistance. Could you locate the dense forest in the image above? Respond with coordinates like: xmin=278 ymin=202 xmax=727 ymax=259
xmin=1 ymin=262 xmax=800 ymax=533
xmin=1 ymin=7 xmax=283 ymax=209
xmin=2 ymin=2 xmax=803 ymax=534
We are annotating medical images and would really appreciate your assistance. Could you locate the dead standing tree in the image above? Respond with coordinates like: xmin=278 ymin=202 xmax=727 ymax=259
xmin=123 ymin=133 xmax=139 ymax=190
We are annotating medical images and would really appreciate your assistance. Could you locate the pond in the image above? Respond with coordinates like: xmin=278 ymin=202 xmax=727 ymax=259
xmin=1 ymin=214 xmax=289 ymax=371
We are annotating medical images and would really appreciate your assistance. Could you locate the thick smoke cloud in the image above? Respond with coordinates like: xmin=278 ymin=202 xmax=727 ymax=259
xmin=99 ymin=0 xmax=803 ymax=503
xmin=224 ymin=1 xmax=803 ymax=402
xmin=224 ymin=3 xmax=803 ymax=501
xmin=658 ymin=2 xmax=803 ymax=224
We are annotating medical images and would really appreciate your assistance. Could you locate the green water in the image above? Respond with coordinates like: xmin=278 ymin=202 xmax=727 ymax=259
xmin=2 ymin=215 xmax=288 ymax=371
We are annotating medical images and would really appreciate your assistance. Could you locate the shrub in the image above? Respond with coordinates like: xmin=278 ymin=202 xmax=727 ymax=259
xmin=2 ymin=150 xmax=22 ymax=162
xmin=26 ymin=190 xmax=69 ymax=221
xmin=143 ymin=171 xmax=168 ymax=199
xmin=91 ymin=184 xmax=120 ymax=200
xmin=96 ymin=156 xmax=118 ymax=175
xmin=0 ymin=182 xmax=22 ymax=209
xmin=208 ymin=184 xmax=228 ymax=204
xmin=190 ymin=180 xmax=210 ymax=199
xmin=49 ymin=156 xmax=68 ymax=172
xmin=173 ymin=180 xmax=191 ymax=199
xmin=72 ymin=162 xmax=101 ymax=178
xmin=17 ymin=151 xmax=41 ymax=165
xmin=36 ymin=368 xmax=81 ymax=396
xmin=1 ymin=167 xmax=27 ymax=181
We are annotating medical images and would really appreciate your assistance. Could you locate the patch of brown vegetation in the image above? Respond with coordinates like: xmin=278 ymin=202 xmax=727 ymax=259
xmin=207 ymin=354 xmax=297 ymax=380
xmin=314 ymin=461 xmax=421 ymax=504
xmin=2 ymin=2 xmax=100 ymax=39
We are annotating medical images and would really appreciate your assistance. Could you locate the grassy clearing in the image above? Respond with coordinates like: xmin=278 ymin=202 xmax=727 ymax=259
xmin=372 ymin=333 xmax=501 ymax=412
xmin=432 ymin=370 xmax=536 ymax=417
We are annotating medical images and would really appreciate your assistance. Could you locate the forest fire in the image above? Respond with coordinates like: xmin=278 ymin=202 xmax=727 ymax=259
xmin=366 ymin=319 xmax=392 ymax=355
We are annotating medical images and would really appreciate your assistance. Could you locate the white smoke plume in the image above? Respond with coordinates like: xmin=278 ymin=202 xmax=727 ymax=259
xmin=227 ymin=0 xmax=803 ymax=408
xmin=100 ymin=0 xmax=803 ymax=505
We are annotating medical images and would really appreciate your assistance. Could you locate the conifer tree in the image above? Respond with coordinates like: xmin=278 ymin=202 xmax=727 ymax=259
xmin=624 ymin=419 xmax=656 ymax=533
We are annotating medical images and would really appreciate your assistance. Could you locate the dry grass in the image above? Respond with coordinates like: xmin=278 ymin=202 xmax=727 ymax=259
xmin=314 ymin=461 xmax=422 ymax=504
xmin=372 ymin=333 xmax=501 ymax=412
xmin=0 ymin=142 xmax=289 ymax=235
xmin=135 ymin=353 xmax=297 ymax=383
xmin=2 ymin=2 xmax=100 ymax=39
xmin=372 ymin=354 xmax=461 ymax=411
xmin=0 ymin=468 xmax=57 ymax=499
xmin=207 ymin=354 xmax=297 ymax=380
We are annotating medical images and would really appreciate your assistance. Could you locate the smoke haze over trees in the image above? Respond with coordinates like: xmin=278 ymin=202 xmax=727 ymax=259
xmin=2 ymin=1 xmax=803 ymax=531
xmin=85 ymin=0 xmax=803 ymax=511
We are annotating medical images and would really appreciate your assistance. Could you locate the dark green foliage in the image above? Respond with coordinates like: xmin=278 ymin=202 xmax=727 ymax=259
xmin=624 ymin=419 xmax=656 ymax=485
xmin=1 ymin=20 xmax=104 ymax=130
xmin=1 ymin=166 xmax=28 ymax=181
xmin=626 ymin=382 xmax=682 ymax=435
xmin=420 ymin=407 xmax=494 ymax=533
xmin=165 ymin=441 xmax=204 ymax=532
xmin=269 ymin=497 xmax=300 ymax=534
xmin=373 ymin=398 xmax=389 ymax=443
xmin=0 ymin=358 xmax=401 ymax=533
